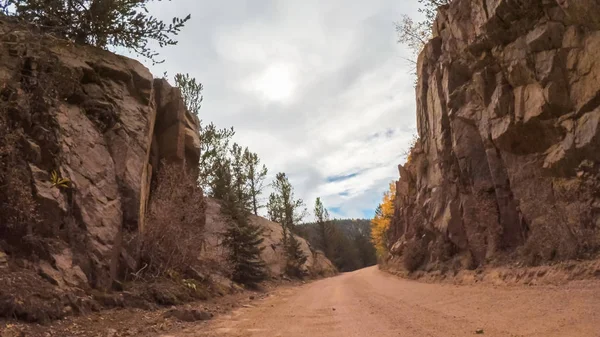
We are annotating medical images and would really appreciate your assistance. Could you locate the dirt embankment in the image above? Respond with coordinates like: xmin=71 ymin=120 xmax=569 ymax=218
xmin=383 ymin=258 xmax=600 ymax=287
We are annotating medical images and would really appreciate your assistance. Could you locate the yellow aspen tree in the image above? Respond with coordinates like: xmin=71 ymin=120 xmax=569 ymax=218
xmin=370 ymin=182 xmax=396 ymax=257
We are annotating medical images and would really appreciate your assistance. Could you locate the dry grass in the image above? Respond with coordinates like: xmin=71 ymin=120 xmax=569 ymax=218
xmin=140 ymin=163 xmax=206 ymax=278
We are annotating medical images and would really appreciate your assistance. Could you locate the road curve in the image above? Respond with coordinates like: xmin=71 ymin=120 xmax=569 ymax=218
xmin=186 ymin=266 xmax=600 ymax=337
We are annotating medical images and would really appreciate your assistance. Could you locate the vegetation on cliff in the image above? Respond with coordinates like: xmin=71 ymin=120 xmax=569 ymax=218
xmin=1 ymin=0 xmax=190 ymax=63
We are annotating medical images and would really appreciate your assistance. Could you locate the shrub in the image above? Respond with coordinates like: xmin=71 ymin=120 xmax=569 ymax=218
xmin=141 ymin=163 xmax=205 ymax=277
xmin=4 ymin=0 xmax=190 ymax=63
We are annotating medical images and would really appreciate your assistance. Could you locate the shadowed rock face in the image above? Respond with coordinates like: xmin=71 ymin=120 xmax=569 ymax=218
xmin=388 ymin=0 xmax=600 ymax=270
xmin=0 ymin=20 xmax=200 ymax=290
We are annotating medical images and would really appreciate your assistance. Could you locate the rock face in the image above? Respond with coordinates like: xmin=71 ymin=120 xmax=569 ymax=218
xmin=388 ymin=0 xmax=600 ymax=270
xmin=203 ymin=199 xmax=337 ymax=278
xmin=0 ymin=19 xmax=200 ymax=290
xmin=0 ymin=18 xmax=332 ymax=297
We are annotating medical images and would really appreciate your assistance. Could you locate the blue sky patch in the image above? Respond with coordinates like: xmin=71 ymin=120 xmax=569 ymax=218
xmin=326 ymin=172 xmax=360 ymax=183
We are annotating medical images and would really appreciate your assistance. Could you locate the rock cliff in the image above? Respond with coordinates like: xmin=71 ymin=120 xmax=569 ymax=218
xmin=0 ymin=19 xmax=202 ymax=291
xmin=0 ymin=18 xmax=333 ymax=305
xmin=387 ymin=0 xmax=600 ymax=271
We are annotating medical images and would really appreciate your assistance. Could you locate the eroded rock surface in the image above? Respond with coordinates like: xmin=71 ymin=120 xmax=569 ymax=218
xmin=0 ymin=19 xmax=200 ymax=290
xmin=388 ymin=0 xmax=600 ymax=270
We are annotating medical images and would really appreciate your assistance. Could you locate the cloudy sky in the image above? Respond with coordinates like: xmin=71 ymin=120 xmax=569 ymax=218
xmin=138 ymin=0 xmax=423 ymax=220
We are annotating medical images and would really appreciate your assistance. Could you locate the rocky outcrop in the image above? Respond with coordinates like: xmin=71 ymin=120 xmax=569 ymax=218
xmin=0 ymin=18 xmax=332 ymax=302
xmin=203 ymin=199 xmax=337 ymax=278
xmin=0 ymin=19 xmax=200 ymax=290
xmin=388 ymin=0 xmax=600 ymax=271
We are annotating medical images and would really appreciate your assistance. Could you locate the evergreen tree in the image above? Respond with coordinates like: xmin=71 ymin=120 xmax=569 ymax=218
xmin=314 ymin=197 xmax=332 ymax=257
xmin=5 ymin=0 xmax=190 ymax=63
xmin=222 ymin=208 xmax=268 ymax=285
xmin=230 ymin=143 xmax=252 ymax=211
xmin=352 ymin=232 xmax=378 ymax=267
xmin=210 ymin=155 xmax=232 ymax=200
xmin=173 ymin=73 xmax=234 ymax=193
xmin=217 ymin=156 xmax=268 ymax=285
xmin=285 ymin=231 xmax=307 ymax=278
xmin=200 ymin=123 xmax=235 ymax=194
xmin=267 ymin=193 xmax=282 ymax=222
xmin=329 ymin=228 xmax=360 ymax=272
xmin=267 ymin=172 xmax=307 ymax=277
xmin=268 ymin=173 xmax=305 ymax=230
xmin=243 ymin=149 xmax=268 ymax=216
xmin=296 ymin=218 xmax=377 ymax=272
xmin=174 ymin=73 xmax=203 ymax=116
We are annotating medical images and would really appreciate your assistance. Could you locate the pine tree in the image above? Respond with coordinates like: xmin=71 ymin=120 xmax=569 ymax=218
xmin=268 ymin=173 xmax=305 ymax=231
xmin=217 ymin=156 xmax=268 ymax=285
xmin=267 ymin=172 xmax=307 ymax=277
xmin=329 ymin=228 xmax=360 ymax=272
xmin=230 ymin=143 xmax=252 ymax=211
xmin=5 ymin=0 xmax=190 ymax=63
xmin=210 ymin=155 xmax=232 ymax=200
xmin=314 ymin=197 xmax=332 ymax=257
xmin=222 ymin=209 xmax=268 ymax=285
xmin=243 ymin=149 xmax=268 ymax=216
xmin=285 ymin=232 xmax=307 ymax=278
xmin=174 ymin=73 xmax=203 ymax=116
xmin=173 ymin=73 xmax=234 ymax=194
xmin=267 ymin=192 xmax=286 ymax=245
xmin=199 ymin=123 xmax=235 ymax=194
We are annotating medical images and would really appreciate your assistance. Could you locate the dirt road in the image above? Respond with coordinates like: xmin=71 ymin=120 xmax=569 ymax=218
xmin=175 ymin=267 xmax=600 ymax=337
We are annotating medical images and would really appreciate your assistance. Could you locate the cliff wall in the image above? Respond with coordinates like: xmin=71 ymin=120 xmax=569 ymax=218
xmin=0 ymin=19 xmax=200 ymax=291
xmin=387 ymin=0 xmax=600 ymax=271
xmin=0 ymin=19 xmax=334 ymax=303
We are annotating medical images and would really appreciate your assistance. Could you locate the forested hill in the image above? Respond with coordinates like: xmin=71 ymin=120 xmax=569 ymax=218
xmin=297 ymin=219 xmax=377 ymax=272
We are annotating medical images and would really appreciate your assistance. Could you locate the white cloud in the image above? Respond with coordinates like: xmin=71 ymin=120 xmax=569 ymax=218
xmin=136 ymin=0 xmax=425 ymax=220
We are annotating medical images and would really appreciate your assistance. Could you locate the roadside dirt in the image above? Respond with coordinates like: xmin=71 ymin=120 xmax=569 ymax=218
xmin=385 ymin=258 xmax=600 ymax=287
xmin=4 ymin=267 xmax=600 ymax=336
xmin=184 ymin=266 xmax=600 ymax=337
xmin=0 ymin=281 xmax=290 ymax=337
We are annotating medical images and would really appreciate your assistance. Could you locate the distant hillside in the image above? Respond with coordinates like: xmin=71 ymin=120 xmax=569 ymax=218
xmin=297 ymin=219 xmax=377 ymax=272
